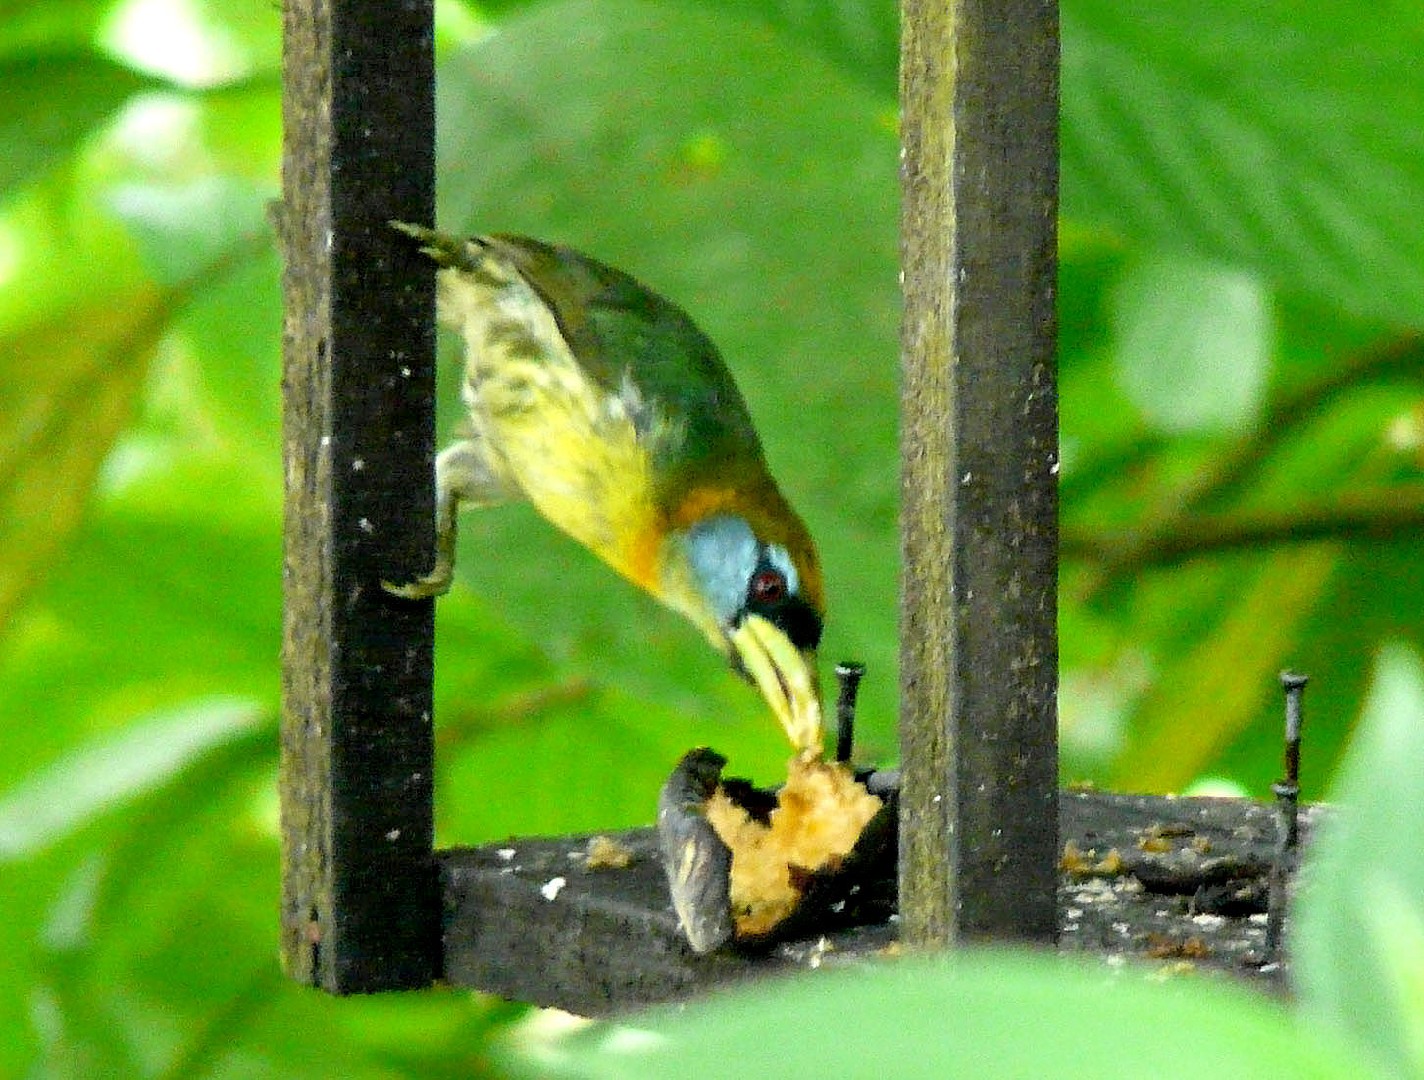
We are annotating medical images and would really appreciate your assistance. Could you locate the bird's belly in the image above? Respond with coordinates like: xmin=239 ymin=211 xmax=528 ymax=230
xmin=470 ymin=356 xmax=663 ymax=590
xmin=437 ymin=256 xmax=666 ymax=591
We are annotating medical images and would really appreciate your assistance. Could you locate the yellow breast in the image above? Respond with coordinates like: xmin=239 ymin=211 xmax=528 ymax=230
xmin=437 ymin=263 xmax=667 ymax=593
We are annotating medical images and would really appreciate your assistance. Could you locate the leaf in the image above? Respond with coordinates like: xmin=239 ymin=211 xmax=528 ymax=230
xmin=541 ymin=0 xmax=1424 ymax=333
xmin=99 ymin=0 xmax=282 ymax=87
xmin=1295 ymin=642 xmax=1424 ymax=1079
xmin=0 ymin=0 xmax=114 ymax=55
xmin=1213 ymin=540 xmax=1424 ymax=796
xmin=525 ymin=951 xmax=1371 ymax=1080
xmin=1107 ymin=548 xmax=1337 ymax=792
xmin=0 ymin=281 xmax=170 ymax=633
xmin=438 ymin=683 xmax=739 ymax=843
xmin=104 ymin=176 xmax=274 ymax=286
xmin=1110 ymin=256 xmax=1273 ymax=434
xmin=1357 ymin=880 xmax=1424 ymax=1074
xmin=1062 ymin=0 xmax=1424 ymax=327
xmin=664 ymin=0 xmax=1424 ymax=331
xmin=471 ymin=0 xmax=899 ymax=94
xmin=718 ymin=0 xmax=897 ymax=97
xmin=0 ymin=52 xmax=163 ymax=196
xmin=0 ymin=696 xmax=263 ymax=859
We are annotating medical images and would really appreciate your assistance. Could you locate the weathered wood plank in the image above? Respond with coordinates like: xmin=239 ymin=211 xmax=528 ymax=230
xmin=898 ymin=0 xmax=1062 ymax=945
xmin=278 ymin=0 xmax=439 ymax=991
xmin=441 ymin=790 xmax=1310 ymax=1015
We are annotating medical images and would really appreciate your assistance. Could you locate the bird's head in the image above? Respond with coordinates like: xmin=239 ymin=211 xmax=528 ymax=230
xmin=657 ymin=506 xmax=825 ymax=753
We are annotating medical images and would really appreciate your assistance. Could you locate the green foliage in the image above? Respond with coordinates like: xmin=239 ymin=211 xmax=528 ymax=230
xmin=0 ymin=0 xmax=1420 ymax=1075
xmin=0 ymin=52 xmax=163 ymax=194
xmin=1109 ymin=255 xmax=1272 ymax=434
xmin=1062 ymin=0 xmax=1424 ymax=328
xmin=530 ymin=951 xmax=1372 ymax=1080
xmin=1295 ymin=643 xmax=1424 ymax=1078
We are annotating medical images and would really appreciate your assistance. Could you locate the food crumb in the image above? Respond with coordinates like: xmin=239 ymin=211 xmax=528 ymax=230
xmin=704 ymin=755 xmax=882 ymax=939
xmin=585 ymin=834 xmax=636 ymax=870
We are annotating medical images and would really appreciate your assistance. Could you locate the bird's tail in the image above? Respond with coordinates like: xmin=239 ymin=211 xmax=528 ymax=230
xmin=390 ymin=220 xmax=486 ymax=273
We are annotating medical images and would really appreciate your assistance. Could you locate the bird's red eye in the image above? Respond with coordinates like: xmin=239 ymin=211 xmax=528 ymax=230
xmin=750 ymin=569 xmax=786 ymax=605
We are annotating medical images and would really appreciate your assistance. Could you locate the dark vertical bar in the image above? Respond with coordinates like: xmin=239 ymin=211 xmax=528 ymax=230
xmin=898 ymin=0 xmax=1060 ymax=945
xmin=279 ymin=0 xmax=438 ymax=990
xmin=834 ymin=661 xmax=866 ymax=763
xmin=1264 ymin=671 xmax=1307 ymax=963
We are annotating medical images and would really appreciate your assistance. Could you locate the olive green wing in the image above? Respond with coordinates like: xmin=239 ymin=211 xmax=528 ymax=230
xmin=482 ymin=234 xmax=770 ymax=492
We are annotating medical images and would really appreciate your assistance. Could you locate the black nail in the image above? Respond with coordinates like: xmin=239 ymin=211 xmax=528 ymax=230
xmin=1264 ymin=670 xmax=1308 ymax=965
xmin=834 ymin=662 xmax=866 ymax=764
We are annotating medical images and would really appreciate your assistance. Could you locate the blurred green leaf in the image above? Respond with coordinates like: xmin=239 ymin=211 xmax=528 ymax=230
xmin=0 ymin=0 xmax=112 ymax=55
xmin=0 ymin=52 xmax=163 ymax=195
xmin=24 ymin=733 xmax=502 ymax=1079
xmin=105 ymin=176 xmax=273 ymax=285
xmin=1213 ymin=539 xmax=1424 ymax=798
xmin=0 ymin=697 xmax=261 ymax=859
xmin=1110 ymin=256 xmax=1273 ymax=434
xmin=587 ymin=0 xmax=1424 ymax=329
xmin=92 ymin=84 xmax=280 ymax=286
xmin=0 ymin=0 xmax=1421 ymax=1075
xmin=1062 ymin=0 xmax=1424 ymax=327
xmin=719 ymin=0 xmax=898 ymax=97
xmin=0 ymin=498 xmax=281 ymax=869
xmin=1063 ymin=288 xmax=1422 ymax=791
xmin=439 ymin=682 xmax=732 ymax=843
xmin=1107 ymin=549 xmax=1337 ymax=791
xmin=0 ymin=280 xmax=167 ymax=631
xmin=159 ymin=241 xmax=283 ymax=472
xmin=1357 ymin=882 xmax=1424 ymax=1075
xmin=526 ymin=951 xmax=1371 ymax=1080
xmin=99 ymin=0 xmax=281 ymax=87
xmin=1295 ymin=642 xmax=1424 ymax=1079
xmin=476 ymin=0 xmax=899 ymax=94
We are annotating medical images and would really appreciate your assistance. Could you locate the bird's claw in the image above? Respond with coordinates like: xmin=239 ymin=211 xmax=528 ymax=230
xmin=381 ymin=566 xmax=454 ymax=600
xmin=383 ymin=499 xmax=459 ymax=600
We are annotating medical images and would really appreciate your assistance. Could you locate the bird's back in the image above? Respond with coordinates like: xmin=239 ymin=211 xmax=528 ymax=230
xmin=480 ymin=234 xmax=769 ymax=496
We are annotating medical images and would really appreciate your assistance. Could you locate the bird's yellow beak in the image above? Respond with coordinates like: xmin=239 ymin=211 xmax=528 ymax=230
xmin=730 ymin=613 xmax=823 ymax=755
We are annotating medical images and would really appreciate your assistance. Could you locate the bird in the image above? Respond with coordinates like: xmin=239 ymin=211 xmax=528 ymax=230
xmin=384 ymin=223 xmax=826 ymax=753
